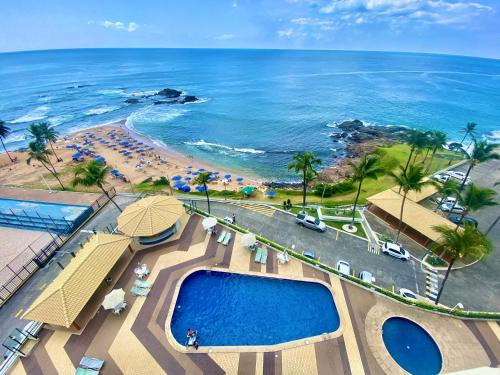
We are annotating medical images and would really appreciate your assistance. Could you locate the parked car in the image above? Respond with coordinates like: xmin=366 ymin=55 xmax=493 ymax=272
xmin=295 ymin=213 xmax=326 ymax=232
xmin=439 ymin=202 xmax=465 ymax=214
xmin=303 ymin=250 xmax=316 ymax=260
xmin=432 ymin=174 xmax=450 ymax=183
xmin=381 ymin=242 xmax=410 ymax=261
xmin=399 ymin=288 xmax=417 ymax=300
xmin=445 ymin=170 xmax=470 ymax=185
xmin=449 ymin=215 xmax=478 ymax=228
xmin=436 ymin=196 xmax=457 ymax=205
xmin=358 ymin=270 xmax=375 ymax=284
xmin=336 ymin=260 xmax=351 ymax=276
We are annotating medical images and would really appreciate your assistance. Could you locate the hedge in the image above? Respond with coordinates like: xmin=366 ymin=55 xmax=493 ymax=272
xmin=185 ymin=204 xmax=500 ymax=320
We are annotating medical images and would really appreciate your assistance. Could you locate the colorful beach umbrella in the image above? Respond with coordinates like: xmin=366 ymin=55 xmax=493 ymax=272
xmin=173 ymin=182 xmax=185 ymax=189
xmin=224 ymin=174 xmax=231 ymax=179
xmin=171 ymin=175 xmax=182 ymax=181
xmin=195 ymin=185 xmax=207 ymax=192
xmin=241 ymin=186 xmax=255 ymax=196
xmin=236 ymin=177 xmax=244 ymax=182
xmin=182 ymin=185 xmax=191 ymax=193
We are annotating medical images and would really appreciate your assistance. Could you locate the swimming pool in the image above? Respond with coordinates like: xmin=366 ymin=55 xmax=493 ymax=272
xmin=382 ymin=317 xmax=442 ymax=375
xmin=0 ymin=198 xmax=93 ymax=233
xmin=170 ymin=270 xmax=340 ymax=347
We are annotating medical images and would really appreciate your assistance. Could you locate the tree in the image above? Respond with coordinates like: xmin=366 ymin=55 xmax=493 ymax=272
xmin=425 ymin=131 xmax=447 ymax=173
xmin=430 ymin=224 xmax=492 ymax=305
xmin=194 ymin=171 xmax=212 ymax=214
xmin=349 ymin=155 xmax=384 ymax=227
xmin=0 ymin=120 xmax=14 ymax=162
xmin=39 ymin=122 xmax=62 ymax=162
xmin=459 ymin=139 xmax=499 ymax=191
xmin=26 ymin=141 xmax=65 ymax=190
xmin=288 ymin=151 xmax=322 ymax=208
xmin=27 ymin=123 xmax=45 ymax=143
xmin=390 ymin=164 xmax=434 ymax=242
xmin=455 ymin=184 xmax=497 ymax=227
xmin=72 ymin=159 xmax=122 ymax=212
xmin=435 ymin=178 xmax=460 ymax=212
xmin=460 ymin=122 xmax=477 ymax=145
xmin=399 ymin=130 xmax=428 ymax=193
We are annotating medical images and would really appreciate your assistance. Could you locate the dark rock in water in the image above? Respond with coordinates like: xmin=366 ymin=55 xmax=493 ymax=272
xmin=156 ymin=88 xmax=182 ymax=98
xmin=179 ymin=95 xmax=198 ymax=104
xmin=124 ymin=98 xmax=141 ymax=104
xmin=153 ymin=100 xmax=176 ymax=105
xmin=337 ymin=119 xmax=364 ymax=132
xmin=263 ymin=181 xmax=303 ymax=189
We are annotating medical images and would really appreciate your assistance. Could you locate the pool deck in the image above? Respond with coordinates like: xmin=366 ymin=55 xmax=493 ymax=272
xmin=10 ymin=214 xmax=500 ymax=374
xmin=0 ymin=186 xmax=100 ymax=206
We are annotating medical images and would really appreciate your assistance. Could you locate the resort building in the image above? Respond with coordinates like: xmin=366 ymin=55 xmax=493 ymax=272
xmin=367 ymin=184 xmax=456 ymax=247
xmin=117 ymin=195 xmax=187 ymax=248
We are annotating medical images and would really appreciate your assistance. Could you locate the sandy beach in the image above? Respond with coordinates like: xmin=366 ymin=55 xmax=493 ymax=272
xmin=0 ymin=121 xmax=263 ymax=193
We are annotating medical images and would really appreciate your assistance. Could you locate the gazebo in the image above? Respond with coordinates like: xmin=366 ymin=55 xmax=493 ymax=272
xmin=22 ymin=233 xmax=133 ymax=331
xmin=117 ymin=195 xmax=187 ymax=247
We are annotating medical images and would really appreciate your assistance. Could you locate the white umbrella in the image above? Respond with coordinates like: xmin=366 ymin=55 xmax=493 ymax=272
xmin=240 ymin=233 xmax=257 ymax=247
xmin=102 ymin=288 xmax=125 ymax=310
xmin=202 ymin=217 xmax=218 ymax=230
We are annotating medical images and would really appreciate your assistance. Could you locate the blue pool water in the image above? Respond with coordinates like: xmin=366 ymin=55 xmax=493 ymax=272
xmin=0 ymin=198 xmax=92 ymax=233
xmin=170 ymin=270 xmax=340 ymax=346
xmin=382 ymin=317 xmax=442 ymax=375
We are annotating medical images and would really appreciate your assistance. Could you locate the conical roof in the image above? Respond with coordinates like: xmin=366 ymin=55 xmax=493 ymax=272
xmin=117 ymin=195 xmax=184 ymax=237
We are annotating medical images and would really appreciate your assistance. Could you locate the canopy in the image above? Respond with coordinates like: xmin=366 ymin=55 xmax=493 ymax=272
xmin=173 ymin=182 xmax=185 ymax=189
xmin=182 ymin=185 xmax=191 ymax=193
xmin=240 ymin=233 xmax=257 ymax=247
xmin=202 ymin=217 xmax=218 ymax=230
xmin=198 ymin=168 xmax=206 ymax=172
xmin=267 ymin=191 xmax=277 ymax=198
xmin=22 ymin=233 xmax=132 ymax=328
xmin=241 ymin=186 xmax=256 ymax=196
xmin=72 ymin=152 xmax=83 ymax=158
xmin=236 ymin=177 xmax=244 ymax=182
xmin=102 ymin=288 xmax=125 ymax=310
xmin=195 ymin=185 xmax=207 ymax=192
xmin=117 ymin=195 xmax=184 ymax=237
xmin=224 ymin=174 xmax=232 ymax=179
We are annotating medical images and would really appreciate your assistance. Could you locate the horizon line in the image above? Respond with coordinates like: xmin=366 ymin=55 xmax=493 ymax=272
xmin=1 ymin=46 xmax=499 ymax=62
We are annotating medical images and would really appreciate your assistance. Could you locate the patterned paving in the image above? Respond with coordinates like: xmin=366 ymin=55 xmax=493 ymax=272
xmin=9 ymin=214 xmax=500 ymax=375
xmin=424 ymin=267 xmax=440 ymax=302
xmin=226 ymin=202 xmax=276 ymax=217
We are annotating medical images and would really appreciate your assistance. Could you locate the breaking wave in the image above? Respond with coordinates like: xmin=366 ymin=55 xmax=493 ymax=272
xmin=84 ymin=106 xmax=120 ymax=116
xmin=10 ymin=105 xmax=50 ymax=124
xmin=184 ymin=140 xmax=266 ymax=155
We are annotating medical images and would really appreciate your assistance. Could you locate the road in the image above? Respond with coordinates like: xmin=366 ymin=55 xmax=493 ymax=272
xmin=193 ymin=200 xmax=427 ymax=296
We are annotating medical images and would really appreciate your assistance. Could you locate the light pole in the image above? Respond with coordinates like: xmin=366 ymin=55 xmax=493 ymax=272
xmin=450 ymin=302 xmax=464 ymax=313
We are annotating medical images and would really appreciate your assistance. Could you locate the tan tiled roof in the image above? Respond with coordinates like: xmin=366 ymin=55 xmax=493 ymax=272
xmin=400 ymin=179 xmax=438 ymax=203
xmin=367 ymin=188 xmax=455 ymax=241
xmin=22 ymin=233 xmax=132 ymax=328
xmin=117 ymin=195 xmax=184 ymax=237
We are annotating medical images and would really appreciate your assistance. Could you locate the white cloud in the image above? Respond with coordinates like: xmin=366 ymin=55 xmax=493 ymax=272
xmin=102 ymin=20 xmax=139 ymax=32
xmin=278 ymin=28 xmax=295 ymax=38
xmin=215 ymin=33 xmax=236 ymax=40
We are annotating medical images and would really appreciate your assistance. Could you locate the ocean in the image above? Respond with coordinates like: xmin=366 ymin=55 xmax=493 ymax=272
xmin=1 ymin=48 xmax=499 ymax=180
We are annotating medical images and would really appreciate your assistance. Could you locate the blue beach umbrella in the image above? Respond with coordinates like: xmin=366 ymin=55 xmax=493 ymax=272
xmin=184 ymin=177 xmax=192 ymax=181
xmin=182 ymin=185 xmax=191 ymax=193
xmin=198 ymin=168 xmax=206 ymax=172
xmin=224 ymin=174 xmax=231 ymax=179
xmin=173 ymin=182 xmax=185 ymax=189
xmin=192 ymin=171 xmax=199 ymax=176
xmin=72 ymin=152 xmax=83 ymax=159
xmin=195 ymin=185 xmax=207 ymax=192
xmin=267 ymin=191 xmax=277 ymax=198
xmin=212 ymin=171 xmax=220 ymax=175
xmin=187 ymin=166 xmax=192 ymax=168
xmin=236 ymin=177 xmax=244 ymax=182
xmin=171 ymin=175 xmax=182 ymax=181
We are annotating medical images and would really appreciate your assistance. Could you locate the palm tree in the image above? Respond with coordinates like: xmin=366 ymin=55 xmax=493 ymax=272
xmin=425 ymin=131 xmax=447 ymax=173
xmin=27 ymin=123 xmax=45 ymax=143
xmin=390 ymin=164 xmax=434 ymax=242
xmin=0 ymin=120 xmax=14 ymax=162
xmin=349 ymin=155 xmax=384 ymax=227
xmin=194 ymin=171 xmax=212 ymax=214
xmin=26 ymin=141 xmax=65 ymax=190
xmin=460 ymin=122 xmax=477 ymax=145
xmin=288 ymin=151 xmax=322 ymax=208
xmin=72 ymin=159 xmax=122 ymax=212
xmin=39 ymin=122 xmax=62 ymax=162
xmin=435 ymin=179 xmax=460 ymax=212
xmin=399 ymin=130 xmax=428 ymax=193
xmin=430 ymin=224 xmax=492 ymax=305
xmin=460 ymin=139 xmax=499 ymax=191
xmin=455 ymin=184 xmax=497 ymax=227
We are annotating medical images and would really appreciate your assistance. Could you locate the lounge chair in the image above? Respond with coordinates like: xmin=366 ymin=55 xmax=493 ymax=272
xmin=248 ymin=244 xmax=258 ymax=252
xmin=75 ymin=368 xmax=99 ymax=375
xmin=277 ymin=252 xmax=289 ymax=264
xmin=222 ymin=232 xmax=232 ymax=246
xmin=134 ymin=279 xmax=152 ymax=288
xmin=131 ymin=286 xmax=150 ymax=296
xmin=255 ymin=247 xmax=262 ymax=263
xmin=260 ymin=248 xmax=268 ymax=264
xmin=217 ymin=231 xmax=227 ymax=243
xmin=77 ymin=357 xmax=104 ymax=373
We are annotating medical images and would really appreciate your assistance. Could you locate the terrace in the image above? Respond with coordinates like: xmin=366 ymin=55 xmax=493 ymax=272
xmin=7 ymin=210 xmax=498 ymax=374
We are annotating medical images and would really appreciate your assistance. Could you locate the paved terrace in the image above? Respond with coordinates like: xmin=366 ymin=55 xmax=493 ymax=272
xmin=10 ymin=214 xmax=500 ymax=375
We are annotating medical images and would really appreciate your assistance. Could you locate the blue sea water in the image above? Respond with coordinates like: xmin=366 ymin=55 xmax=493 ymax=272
xmin=170 ymin=270 xmax=340 ymax=346
xmin=1 ymin=48 xmax=499 ymax=179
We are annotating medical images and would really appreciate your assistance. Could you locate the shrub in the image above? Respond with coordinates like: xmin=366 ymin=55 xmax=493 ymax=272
xmin=313 ymin=181 xmax=355 ymax=197
xmin=427 ymin=255 xmax=448 ymax=267
xmin=153 ymin=176 xmax=169 ymax=186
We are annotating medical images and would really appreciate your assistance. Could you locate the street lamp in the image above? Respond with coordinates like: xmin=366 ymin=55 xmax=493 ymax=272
xmin=450 ymin=302 xmax=464 ymax=313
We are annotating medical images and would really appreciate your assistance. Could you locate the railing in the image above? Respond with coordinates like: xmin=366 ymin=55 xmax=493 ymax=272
xmin=0 ymin=188 xmax=116 ymax=308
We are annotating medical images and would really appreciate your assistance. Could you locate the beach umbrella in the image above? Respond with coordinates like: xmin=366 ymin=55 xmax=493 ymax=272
xmin=171 ymin=175 xmax=182 ymax=181
xmin=240 ymin=233 xmax=257 ymax=248
xmin=192 ymin=171 xmax=199 ymax=176
xmin=267 ymin=191 xmax=277 ymax=198
xmin=241 ymin=186 xmax=255 ymax=196
xmin=224 ymin=174 xmax=232 ymax=179
xmin=187 ymin=166 xmax=192 ymax=168
xmin=236 ymin=177 xmax=244 ymax=182
xmin=94 ymin=156 xmax=106 ymax=164
xmin=185 ymin=170 xmax=192 ymax=174
xmin=198 ymin=168 xmax=206 ymax=172
xmin=173 ymin=182 xmax=185 ymax=189
xmin=184 ymin=177 xmax=192 ymax=181
xmin=202 ymin=217 xmax=218 ymax=230
xmin=212 ymin=171 xmax=220 ymax=175
xmin=102 ymin=288 xmax=125 ymax=310
xmin=72 ymin=152 xmax=83 ymax=159
xmin=195 ymin=185 xmax=207 ymax=192
xmin=182 ymin=185 xmax=191 ymax=193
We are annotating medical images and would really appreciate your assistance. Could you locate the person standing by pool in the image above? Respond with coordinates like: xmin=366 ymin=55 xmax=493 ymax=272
xmin=232 ymin=213 xmax=236 ymax=224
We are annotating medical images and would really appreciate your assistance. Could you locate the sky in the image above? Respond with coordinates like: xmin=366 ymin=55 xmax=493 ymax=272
xmin=1 ymin=0 xmax=499 ymax=59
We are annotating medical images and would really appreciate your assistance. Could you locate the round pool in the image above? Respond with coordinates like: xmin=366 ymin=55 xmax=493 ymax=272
xmin=382 ymin=317 xmax=442 ymax=375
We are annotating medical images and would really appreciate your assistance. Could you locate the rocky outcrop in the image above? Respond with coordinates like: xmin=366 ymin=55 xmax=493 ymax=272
xmin=156 ymin=88 xmax=182 ymax=98
xmin=124 ymin=98 xmax=141 ymax=104
xmin=153 ymin=95 xmax=199 ymax=105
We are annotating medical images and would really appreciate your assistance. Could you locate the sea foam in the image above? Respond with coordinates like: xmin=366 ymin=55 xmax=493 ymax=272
xmin=11 ymin=105 xmax=50 ymax=124
xmin=184 ymin=140 xmax=265 ymax=155
xmin=84 ymin=106 xmax=120 ymax=116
